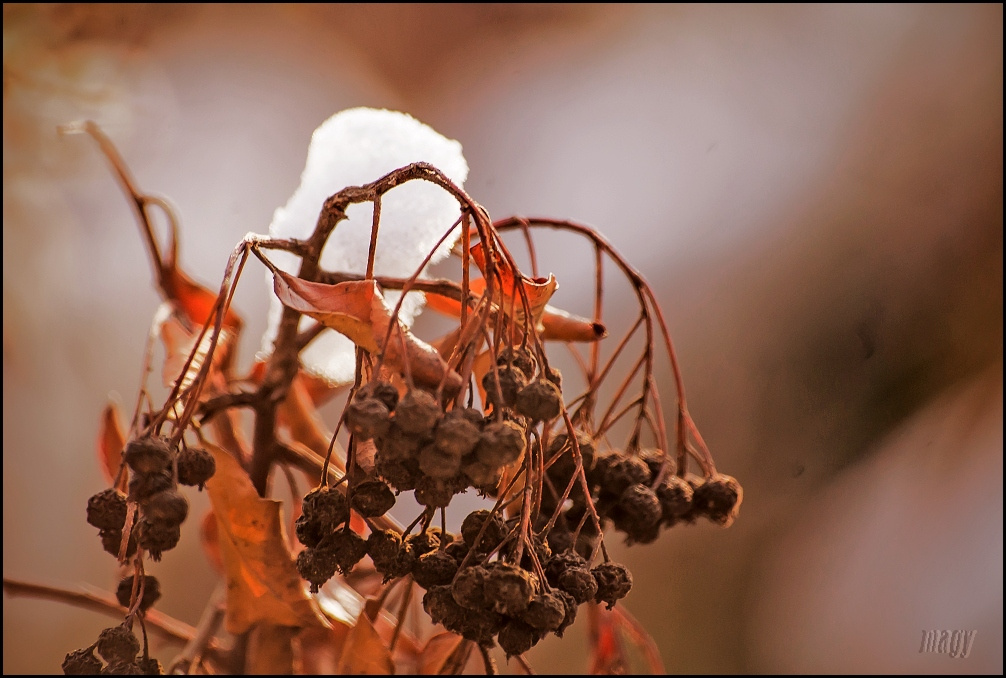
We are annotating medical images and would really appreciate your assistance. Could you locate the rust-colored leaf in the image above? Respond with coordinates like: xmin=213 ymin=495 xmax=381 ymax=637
xmin=335 ymin=612 xmax=394 ymax=675
xmin=588 ymin=603 xmax=628 ymax=675
xmin=164 ymin=265 xmax=242 ymax=331
xmin=295 ymin=624 xmax=352 ymax=674
xmin=97 ymin=402 xmax=127 ymax=490
xmin=159 ymin=311 xmax=234 ymax=392
xmin=470 ymin=242 xmax=557 ymax=328
xmin=419 ymin=633 xmax=468 ymax=675
xmin=204 ymin=444 xmax=327 ymax=634
xmin=246 ymin=624 xmax=296 ymax=675
xmin=200 ymin=509 xmax=224 ymax=576
xmin=272 ymin=271 xmax=462 ymax=393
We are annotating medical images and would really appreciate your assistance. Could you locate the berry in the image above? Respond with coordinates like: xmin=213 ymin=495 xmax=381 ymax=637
xmin=301 ymin=486 xmax=349 ymax=530
xmin=99 ymin=528 xmax=136 ymax=559
xmin=115 ymin=575 xmax=160 ymax=612
xmin=474 ymin=420 xmax=526 ymax=468
xmin=692 ymin=473 xmax=742 ymax=526
xmin=96 ymin=625 xmax=140 ymax=663
xmin=497 ymin=618 xmax=539 ymax=658
xmin=461 ymin=459 xmax=503 ymax=490
xmin=451 ymin=565 xmax=490 ymax=610
xmin=375 ymin=453 xmax=421 ymax=492
xmin=433 ymin=410 xmax=482 ymax=457
xmin=484 ymin=563 xmax=537 ymax=616
xmin=515 ymin=379 xmax=563 ymax=422
xmin=592 ymin=562 xmax=632 ymax=609
xmin=553 ymin=589 xmax=578 ymax=637
xmin=593 ymin=451 xmax=650 ymax=496
xmin=394 ymin=389 xmax=442 ymax=436
xmin=367 ymin=529 xmax=416 ymax=580
xmin=345 ymin=395 xmax=391 ymax=440
xmin=62 ymin=648 xmax=102 ymax=675
xmin=556 ymin=567 xmax=598 ymax=605
xmin=611 ymin=484 xmax=662 ymax=542
xmin=419 ymin=444 xmax=462 ymax=479
xmin=637 ymin=448 xmax=669 ymax=480
xmin=100 ymin=660 xmax=143 ymax=674
xmin=375 ymin=422 xmax=423 ymax=462
xmin=122 ymin=437 xmax=173 ymax=474
xmin=497 ymin=345 xmax=537 ymax=378
xmin=177 ymin=447 xmax=215 ymax=489
xmin=656 ymin=475 xmax=694 ymax=524
xmin=461 ymin=509 xmax=508 ymax=554
xmin=405 ymin=529 xmax=442 ymax=558
xmin=350 ymin=479 xmax=396 ymax=517
xmin=318 ymin=530 xmax=368 ymax=574
xmin=444 ymin=539 xmax=470 ymax=565
xmin=295 ymin=514 xmax=325 ymax=548
xmin=137 ymin=519 xmax=181 ymax=561
xmin=87 ymin=489 xmax=128 ymax=531
xmin=137 ymin=657 xmax=163 ymax=675
xmin=297 ymin=547 xmax=338 ymax=592
xmin=414 ymin=476 xmax=457 ymax=508
xmin=422 ymin=585 xmax=465 ymax=628
xmin=544 ymin=366 xmax=562 ymax=389
xmin=128 ymin=470 xmax=173 ymax=503
xmin=358 ymin=379 xmax=399 ymax=412
xmin=412 ymin=550 xmax=459 ymax=589
xmin=142 ymin=490 xmax=188 ymax=525
xmin=544 ymin=550 xmax=587 ymax=585
xmin=481 ymin=365 xmax=526 ymax=410
xmin=521 ymin=590 xmax=566 ymax=632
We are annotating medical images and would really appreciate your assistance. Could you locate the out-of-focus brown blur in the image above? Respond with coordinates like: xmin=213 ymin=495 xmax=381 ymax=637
xmin=3 ymin=4 xmax=1001 ymax=674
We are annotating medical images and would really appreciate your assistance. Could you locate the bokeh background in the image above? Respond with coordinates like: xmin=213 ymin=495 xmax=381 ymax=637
xmin=3 ymin=4 xmax=1002 ymax=674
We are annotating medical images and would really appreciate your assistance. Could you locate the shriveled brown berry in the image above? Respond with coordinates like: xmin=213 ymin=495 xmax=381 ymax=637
xmin=461 ymin=509 xmax=508 ymax=553
xmin=461 ymin=459 xmax=503 ymax=490
xmin=444 ymin=539 xmax=469 ymax=564
xmin=412 ymin=550 xmax=459 ymax=589
xmin=657 ymin=475 xmax=694 ymax=524
xmin=475 ymin=420 xmax=526 ymax=467
xmin=375 ymin=422 xmax=423 ymax=462
xmin=301 ymin=486 xmax=350 ymax=530
xmin=593 ymin=451 xmax=650 ymax=496
xmin=544 ymin=550 xmax=587 ymax=585
xmin=556 ymin=567 xmax=598 ymax=605
xmin=544 ymin=366 xmax=562 ymax=389
xmin=497 ymin=618 xmax=539 ymax=658
xmin=96 ymin=624 xmax=140 ymax=663
xmin=297 ymin=547 xmax=338 ymax=592
xmin=451 ymin=564 xmax=490 ymax=610
xmin=87 ymin=489 xmax=128 ymax=531
xmin=295 ymin=514 xmax=325 ymax=548
xmin=137 ymin=519 xmax=181 ymax=561
xmin=515 ymin=379 xmax=563 ymax=422
xmin=414 ymin=476 xmax=456 ymax=508
xmin=318 ymin=530 xmax=368 ymax=574
xmin=484 ymin=562 xmax=537 ymax=616
xmin=455 ymin=608 xmax=505 ymax=646
xmin=177 ymin=447 xmax=215 ymax=489
xmin=375 ymin=453 xmax=421 ymax=491
xmin=433 ymin=410 xmax=482 ymax=457
xmin=612 ymin=484 xmax=662 ymax=541
xmin=367 ymin=529 xmax=415 ymax=580
xmin=63 ymin=647 xmax=102 ymax=675
xmin=405 ymin=529 xmax=441 ymax=557
xmin=101 ymin=660 xmax=143 ymax=675
xmin=497 ymin=345 xmax=537 ymax=377
xmin=592 ymin=561 xmax=632 ymax=609
xmin=637 ymin=448 xmax=669 ymax=480
xmin=553 ymin=589 xmax=578 ymax=637
xmin=142 ymin=490 xmax=188 ymax=525
xmin=115 ymin=575 xmax=161 ymax=612
xmin=345 ymin=395 xmax=391 ymax=440
xmin=482 ymin=365 xmax=527 ymax=410
xmin=128 ymin=470 xmax=173 ymax=503
xmin=122 ymin=437 xmax=173 ymax=474
xmin=358 ymin=379 xmax=400 ymax=412
xmin=137 ymin=657 xmax=163 ymax=675
xmin=394 ymin=389 xmax=442 ymax=435
xmin=419 ymin=444 xmax=462 ymax=479
xmin=423 ymin=584 xmax=465 ymax=628
xmin=546 ymin=430 xmax=596 ymax=473
xmin=100 ymin=528 xmax=137 ymax=559
xmin=692 ymin=473 xmax=742 ymax=526
xmin=521 ymin=590 xmax=566 ymax=632
xmin=351 ymin=479 xmax=396 ymax=517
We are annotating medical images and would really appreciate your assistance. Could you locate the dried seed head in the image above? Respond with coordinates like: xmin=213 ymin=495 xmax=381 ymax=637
xmin=497 ymin=345 xmax=537 ymax=378
xmin=612 ymin=484 xmax=662 ymax=542
xmin=423 ymin=584 xmax=465 ymax=628
xmin=405 ymin=529 xmax=442 ymax=558
xmin=128 ymin=470 xmax=174 ymax=503
xmin=137 ymin=657 xmax=163 ymax=675
xmin=474 ymin=420 xmax=527 ymax=468
xmin=656 ymin=475 xmax=694 ymax=524
xmin=96 ymin=624 xmax=140 ymax=664
xmin=301 ymin=486 xmax=350 ymax=530
xmin=692 ymin=473 xmax=742 ymax=526
xmin=455 ymin=608 xmax=505 ymax=646
xmin=142 ymin=490 xmax=189 ymax=525
xmin=433 ymin=410 xmax=482 ymax=457
xmin=484 ymin=562 xmax=537 ymax=616
xmin=482 ymin=365 xmax=527 ymax=410
xmin=419 ymin=444 xmax=462 ymax=479
xmin=521 ymin=590 xmax=566 ymax=632
xmin=176 ymin=447 xmax=215 ymax=489
xmin=366 ymin=528 xmax=402 ymax=562
xmin=345 ymin=395 xmax=391 ymax=440
xmin=553 ymin=589 xmax=578 ymax=638
xmin=318 ymin=530 xmax=368 ymax=574
xmin=297 ymin=547 xmax=338 ymax=592
xmin=86 ymin=489 xmax=128 ymax=531
xmin=122 ymin=436 xmax=173 ymax=474
xmin=515 ymin=379 xmax=563 ymax=422
xmin=451 ymin=565 xmax=490 ymax=610
xmin=357 ymin=379 xmax=400 ymax=412
xmin=414 ymin=476 xmax=457 ymax=508
xmin=62 ymin=648 xmax=103 ymax=675
xmin=555 ymin=567 xmax=598 ymax=605
xmin=115 ymin=575 xmax=161 ymax=612
xmin=295 ymin=514 xmax=325 ymax=548
xmin=497 ymin=618 xmax=540 ymax=658
xmin=394 ymin=389 xmax=442 ymax=436
xmin=375 ymin=452 xmax=421 ymax=491
xmin=637 ymin=448 xmax=669 ymax=480
xmin=99 ymin=528 xmax=137 ymax=559
xmin=592 ymin=561 xmax=633 ymax=609
xmin=461 ymin=509 xmax=507 ymax=554
xmin=593 ymin=451 xmax=650 ymax=496
xmin=412 ymin=550 xmax=459 ymax=589
xmin=461 ymin=459 xmax=503 ymax=491
xmin=544 ymin=550 xmax=587 ymax=586
xmin=546 ymin=430 xmax=596 ymax=475
xmin=350 ymin=479 xmax=396 ymax=517
xmin=137 ymin=519 xmax=181 ymax=561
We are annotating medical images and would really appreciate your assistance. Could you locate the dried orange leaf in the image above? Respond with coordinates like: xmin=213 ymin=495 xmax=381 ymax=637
xmin=204 ymin=444 xmax=327 ymax=634
xmin=419 ymin=632 xmax=468 ymax=675
xmin=335 ymin=612 xmax=394 ymax=675
xmin=470 ymin=242 xmax=557 ymax=328
xmin=97 ymin=402 xmax=127 ymax=489
xmin=272 ymin=270 xmax=462 ymax=393
xmin=159 ymin=312 xmax=234 ymax=392
xmin=296 ymin=624 xmax=352 ymax=675
xmin=200 ymin=509 xmax=224 ymax=576
xmin=246 ymin=624 xmax=296 ymax=675
xmin=164 ymin=265 xmax=242 ymax=331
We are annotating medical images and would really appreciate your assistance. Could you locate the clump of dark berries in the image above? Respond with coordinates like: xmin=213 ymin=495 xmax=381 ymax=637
xmin=592 ymin=451 xmax=650 ymax=496
xmin=87 ymin=489 xmax=127 ymax=531
xmin=137 ymin=519 xmax=181 ymax=561
xmin=412 ymin=550 xmax=459 ymax=589
xmin=484 ymin=562 xmax=537 ymax=616
xmin=62 ymin=647 xmax=102 ymax=675
xmin=345 ymin=393 xmax=391 ymax=440
xmin=497 ymin=345 xmax=537 ymax=378
xmin=482 ymin=365 xmax=527 ymax=410
xmin=461 ymin=509 xmax=508 ymax=554
xmin=301 ymin=486 xmax=350 ymax=531
xmin=319 ymin=530 xmax=368 ymax=574
xmin=656 ymin=474 xmax=694 ymax=524
xmin=96 ymin=625 xmax=140 ymax=664
xmin=142 ymin=490 xmax=189 ymax=524
xmin=612 ymin=483 xmax=663 ymax=544
xmin=296 ymin=547 xmax=339 ymax=593
xmin=546 ymin=551 xmax=598 ymax=604
xmin=515 ymin=378 xmax=563 ymax=422
xmin=433 ymin=409 xmax=482 ymax=457
xmin=497 ymin=618 xmax=539 ymax=658
xmin=451 ymin=564 xmax=490 ymax=610
xmin=521 ymin=590 xmax=566 ymax=632
xmin=692 ymin=473 xmax=742 ymax=526
xmin=350 ymin=479 xmax=396 ymax=517
xmin=394 ymin=389 xmax=442 ymax=435
xmin=414 ymin=476 xmax=457 ymax=508
xmin=367 ymin=529 xmax=415 ymax=580
xmin=128 ymin=470 xmax=173 ymax=503
xmin=419 ymin=443 xmax=462 ymax=479
xmin=592 ymin=561 xmax=632 ymax=609
xmin=358 ymin=379 xmax=399 ymax=412
xmin=122 ymin=436 xmax=173 ymax=474
xmin=475 ymin=420 xmax=526 ymax=468
xmin=115 ymin=575 xmax=161 ymax=612
xmin=176 ymin=447 xmax=215 ymax=489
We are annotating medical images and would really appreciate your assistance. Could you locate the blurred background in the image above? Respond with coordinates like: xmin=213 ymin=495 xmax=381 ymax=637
xmin=3 ymin=3 xmax=1001 ymax=674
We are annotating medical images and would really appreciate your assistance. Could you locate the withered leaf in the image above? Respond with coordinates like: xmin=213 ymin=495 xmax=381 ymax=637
xmin=470 ymin=242 xmax=557 ymax=328
xmin=164 ymin=265 xmax=243 ymax=331
xmin=419 ymin=633 xmax=469 ymax=675
xmin=204 ymin=444 xmax=327 ymax=634
xmin=246 ymin=624 xmax=296 ymax=675
xmin=272 ymin=270 xmax=462 ymax=393
xmin=159 ymin=309 xmax=234 ymax=392
xmin=97 ymin=401 xmax=127 ymax=490
xmin=335 ymin=612 xmax=394 ymax=675
xmin=200 ymin=509 xmax=225 ymax=576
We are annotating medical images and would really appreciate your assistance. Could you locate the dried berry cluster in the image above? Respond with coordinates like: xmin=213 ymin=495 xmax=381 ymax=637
xmin=62 ymin=623 xmax=161 ymax=675
xmin=86 ymin=437 xmax=216 ymax=562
